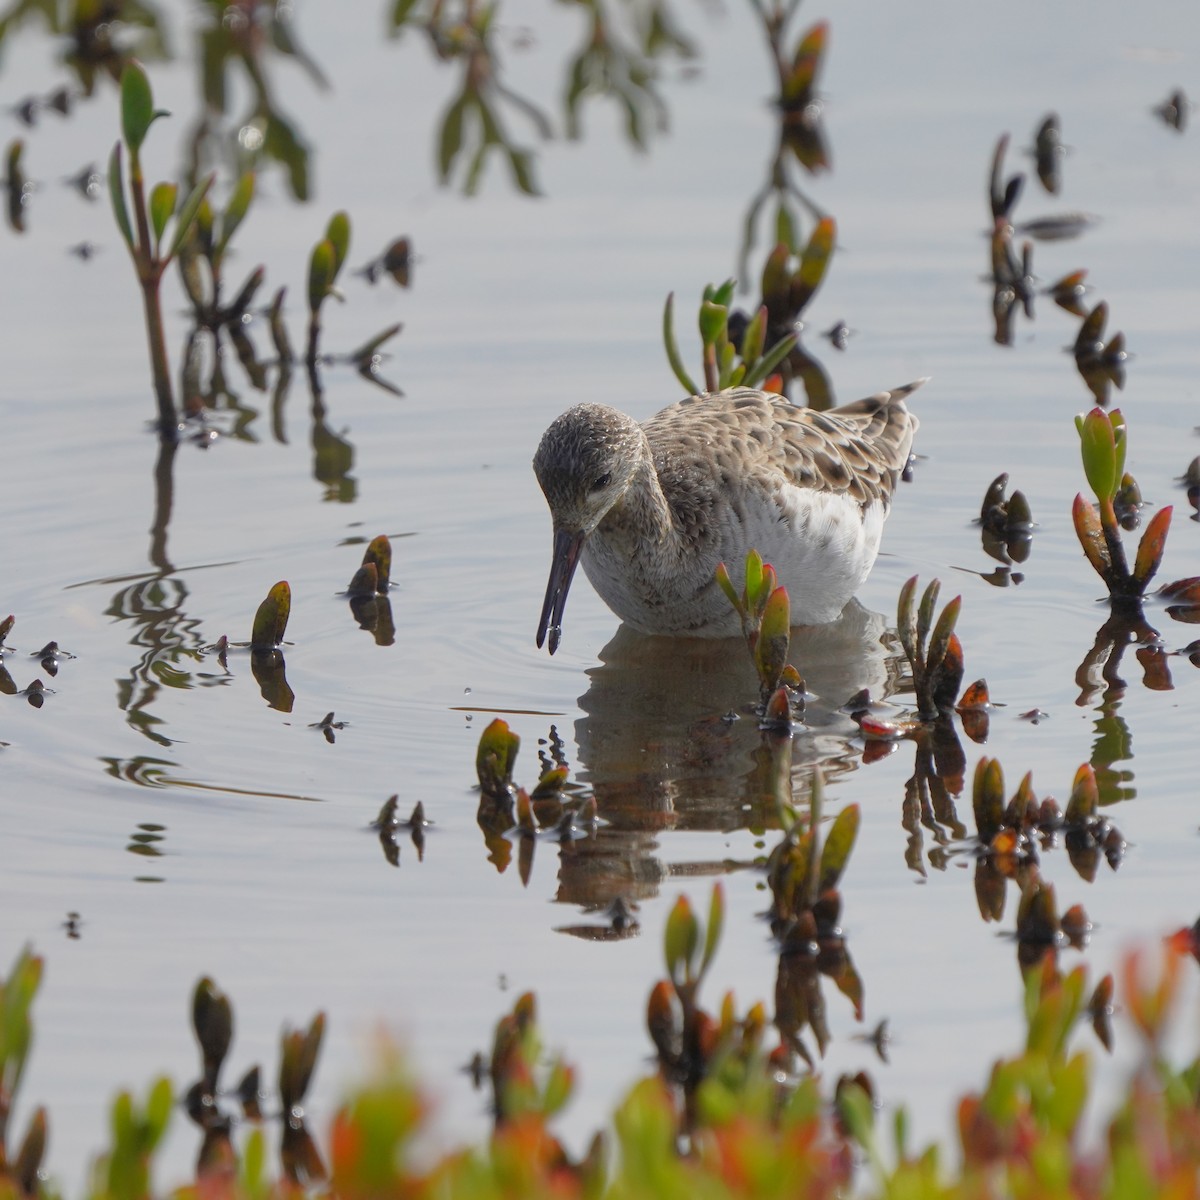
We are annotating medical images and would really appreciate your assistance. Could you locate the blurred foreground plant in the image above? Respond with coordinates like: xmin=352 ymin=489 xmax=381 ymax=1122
xmin=5 ymin=918 xmax=1200 ymax=1197
xmin=0 ymin=948 xmax=47 ymax=1198
xmin=109 ymin=63 xmax=214 ymax=438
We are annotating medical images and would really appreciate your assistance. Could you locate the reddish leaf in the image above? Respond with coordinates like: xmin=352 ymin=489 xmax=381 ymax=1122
xmin=1072 ymin=494 xmax=1111 ymax=580
xmin=1132 ymin=505 xmax=1171 ymax=587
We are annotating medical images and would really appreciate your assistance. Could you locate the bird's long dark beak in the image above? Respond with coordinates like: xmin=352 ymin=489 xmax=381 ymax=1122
xmin=536 ymin=527 xmax=584 ymax=654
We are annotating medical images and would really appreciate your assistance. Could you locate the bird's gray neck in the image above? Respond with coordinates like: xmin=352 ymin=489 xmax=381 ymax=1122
xmin=597 ymin=450 xmax=675 ymax=552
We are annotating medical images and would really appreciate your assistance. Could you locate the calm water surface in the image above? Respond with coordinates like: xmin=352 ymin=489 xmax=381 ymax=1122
xmin=1 ymin=0 xmax=1199 ymax=1187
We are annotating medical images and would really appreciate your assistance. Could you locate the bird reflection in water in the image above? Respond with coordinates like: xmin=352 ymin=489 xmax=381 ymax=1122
xmin=548 ymin=600 xmax=903 ymax=920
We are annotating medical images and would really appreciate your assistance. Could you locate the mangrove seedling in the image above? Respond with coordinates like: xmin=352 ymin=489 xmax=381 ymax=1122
xmin=250 ymin=581 xmax=291 ymax=650
xmin=475 ymin=718 xmax=571 ymax=809
xmin=346 ymin=535 xmax=393 ymax=596
xmin=306 ymin=210 xmax=350 ymax=367
xmin=716 ymin=550 xmax=802 ymax=719
xmin=109 ymin=63 xmax=215 ymax=437
xmin=1073 ymin=407 xmax=1170 ymax=607
xmin=476 ymin=717 xmax=522 ymax=801
xmin=971 ymin=758 xmax=1124 ymax=884
xmin=896 ymin=576 xmax=965 ymax=719
xmin=663 ymin=279 xmax=799 ymax=396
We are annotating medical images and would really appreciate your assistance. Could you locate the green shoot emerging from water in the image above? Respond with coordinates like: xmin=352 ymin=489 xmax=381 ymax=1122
xmin=716 ymin=550 xmax=801 ymax=715
xmin=897 ymin=576 xmax=964 ymax=719
xmin=250 ymin=581 xmax=292 ymax=650
xmin=109 ymin=62 xmax=214 ymax=438
xmin=1073 ymin=408 xmax=1171 ymax=607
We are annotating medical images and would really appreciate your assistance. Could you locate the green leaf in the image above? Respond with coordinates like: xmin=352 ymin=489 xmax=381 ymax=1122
xmin=218 ymin=170 xmax=256 ymax=256
xmin=476 ymin=718 xmax=519 ymax=796
xmin=786 ymin=21 xmax=828 ymax=104
xmin=744 ymin=550 xmax=765 ymax=603
xmin=250 ymin=581 xmax=291 ymax=649
xmin=325 ymin=210 xmax=351 ymax=278
xmin=263 ymin=113 xmax=310 ymax=201
xmin=791 ymin=215 xmax=835 ymax=313
xmin=925 ymin=594 xmax=961 ymax=673
xmin=120 ymin=62 xmax=155 ymax=152
xmin=819 ymin=803 xmax=859 ymax=891
xmin=761 ymin=242 xmax=790 ymax=310
xmin=1076 ymin=407 xmax=1119 ymax=503
xmin=698 ymin=882 xmax=724 ymax=978
xmin=837 ymin=1080 xmax=875 ymax=1145
xmin=507 ymin=147 xmax=538 ymax=196
xmin=542 ymin=1059 xmax=575 ymax=1116
xmin=120 ymin=66 xmax=169 ymax=157
xmin=108 ymin=143 xmax=134 ymax=251
xmin=1064 ymin=763 xmax=1098 ymax=823
xmin=743 ymin=330 xmax=798 ymax=389
xmin=715 ymin=562 xmax=742 ymax=615
xmin=192 ymin=977 xmax=233 ymax=1088
xmin=362 ymin=534 xmax=392 ymax=591
xmin=754 ymin=585 xmax=791 ymax=690
xmin=916 ymin=579 xmax=940 ymax=648
xmin=391 ymin=0 xmax=421 ymax=26
xmin=664 ymin=895 xmax=698 ymax=986
xmin=165 ymin=172 xmax=215 ymax=263
xmin=144 ymin=1077 xmax=173 ymax=1147
xmin=278 ymin=1014 xmax=325 ymax=1113
xmin=972 ymin=757 xmax=1005 ymax=841
xmin=1072 ymin=494 xmax=1111 ymax=581
xmin=149 ymin=181 xmax=177 ymax=248
xmin=741 ymin=306 xmax=766 ymax=366
xmin=774 ymin=202 xmax=797 ymax=252
xmin=13 ymin=1106 xmax=46 ymax=1194
xmin=1133 ymin=505 xmax=1172 ymax=587
xmin=438 ymin=95 xmax=467 ymax=181
xmin=662 ymin=292 xmax=699 ymax=395
xmin=896 ymin=575 xmax=918 ymax=667
xmin=698 ymin=299 xmax=726 ymax=349
xmin=308 ymin=238 xmax=336 ymax=315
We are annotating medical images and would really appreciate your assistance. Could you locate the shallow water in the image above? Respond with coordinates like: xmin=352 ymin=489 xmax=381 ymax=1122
xmin=2 ymin=0 xmax=1199 ymax=1187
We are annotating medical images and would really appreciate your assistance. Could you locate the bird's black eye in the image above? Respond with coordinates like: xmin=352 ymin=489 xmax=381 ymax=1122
xmin=590 ymin=472 xmax=611 ymax=493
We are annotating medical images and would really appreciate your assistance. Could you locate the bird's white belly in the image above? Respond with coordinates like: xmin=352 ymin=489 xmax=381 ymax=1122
xmin=581 ymin=486 xmax=885 ymax=638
